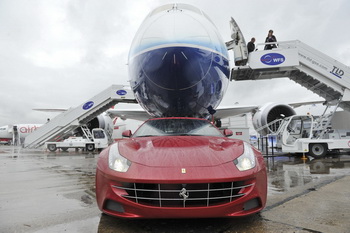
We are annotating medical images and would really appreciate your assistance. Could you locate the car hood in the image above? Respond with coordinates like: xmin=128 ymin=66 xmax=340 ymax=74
xmin=117 ymin=136 xmax=244 ymax=167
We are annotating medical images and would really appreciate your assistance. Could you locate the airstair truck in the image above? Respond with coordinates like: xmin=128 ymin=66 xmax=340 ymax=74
xmin=45 ymin=126 xmax=108 ymax=152
xmin=275 ymin=114 xmax=350 ymax=158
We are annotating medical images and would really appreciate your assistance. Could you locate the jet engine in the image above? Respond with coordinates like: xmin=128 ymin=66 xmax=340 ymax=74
xmin=252 ymin=103 xmax=296 ymax=136
xmin=76 ymin=113 xmax=114 ymax=138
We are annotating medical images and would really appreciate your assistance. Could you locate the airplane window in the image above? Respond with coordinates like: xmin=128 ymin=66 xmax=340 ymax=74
xmin=149 ymin=4 xmax=173 ymax=16
xmin=148 ymin=4 xmax=202 ymax=17
xmin=177 ymin=3 xmax=202 ymax=15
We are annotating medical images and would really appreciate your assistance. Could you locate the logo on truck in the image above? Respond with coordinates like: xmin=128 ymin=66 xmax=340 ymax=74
xmin=260 ymin=53 xmax=285 ymax=65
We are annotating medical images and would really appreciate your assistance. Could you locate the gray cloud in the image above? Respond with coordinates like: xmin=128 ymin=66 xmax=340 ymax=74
xmin=0 ymin=0 xmax=349 ymax=125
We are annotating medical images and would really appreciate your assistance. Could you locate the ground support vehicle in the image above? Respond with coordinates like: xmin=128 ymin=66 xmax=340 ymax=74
xmin=45 ymin=127 xmax=108 ymax=152
xmin=276 ymin=115 xmax=350 ymax=158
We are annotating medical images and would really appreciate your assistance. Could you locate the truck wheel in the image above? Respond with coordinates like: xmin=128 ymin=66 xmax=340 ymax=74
xmin=86 ymin=144 xmax=95 ymax=152
xmin=47 ymin=144 xmax=57 ymax=152
xmin=309 ymin=143 xmax=327 ymax=158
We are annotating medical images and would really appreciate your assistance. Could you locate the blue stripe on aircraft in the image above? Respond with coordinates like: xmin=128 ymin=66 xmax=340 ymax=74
xmin=129 ymin=46 xmax=230 ymax=118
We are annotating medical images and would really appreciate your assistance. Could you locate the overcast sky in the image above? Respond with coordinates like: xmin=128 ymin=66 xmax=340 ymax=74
xmin=0 ymin=0 xmax=349 ymax=125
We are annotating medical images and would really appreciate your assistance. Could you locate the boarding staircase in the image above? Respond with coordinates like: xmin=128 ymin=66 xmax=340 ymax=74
xmin=230 ymin=40 xmax=350 ymax=112
xmin=24 ymin=85 xmax=137 ymax=148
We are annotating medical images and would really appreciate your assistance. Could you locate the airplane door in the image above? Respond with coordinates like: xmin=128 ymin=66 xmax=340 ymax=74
xmin=228 ymin=17 xmax=248 ymax=66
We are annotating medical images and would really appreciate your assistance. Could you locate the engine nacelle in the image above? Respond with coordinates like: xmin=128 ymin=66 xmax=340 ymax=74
xmin=252 ymin=103 xmax=296 ymax=136
xmin=78 ymin=113 xmax=114 ymax=138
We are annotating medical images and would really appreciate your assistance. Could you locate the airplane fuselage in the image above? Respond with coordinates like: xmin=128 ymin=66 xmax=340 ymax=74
xmin=0 ymin=124 xmax=42 ymax=144
xmin=128 ymin=4 xmax=230 ymax=118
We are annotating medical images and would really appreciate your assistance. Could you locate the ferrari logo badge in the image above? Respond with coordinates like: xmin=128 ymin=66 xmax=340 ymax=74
xmin=181 ymin=168 xmax=186 ymax=174
xmin=179 ymin=188 xmax=189 ymax=199
xmin=179 ymin=187 xmax=189 ymax=208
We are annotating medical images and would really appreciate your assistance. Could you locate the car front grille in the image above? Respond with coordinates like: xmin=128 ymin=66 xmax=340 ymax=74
xmin=112 ymin=181 xmax=253 ymax=207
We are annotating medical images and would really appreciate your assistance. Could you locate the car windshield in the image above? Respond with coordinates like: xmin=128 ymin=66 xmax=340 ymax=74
xmin=132 ymin=118 xmax=223 ymax=137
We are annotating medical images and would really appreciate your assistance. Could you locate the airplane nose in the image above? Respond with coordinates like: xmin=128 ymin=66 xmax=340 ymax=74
xmin=128 ymin=3 xmax=230 ymax=118
xmin=129 ymin=5 xmax=225 ymax=90
xmin=140 ymin=46 xmax=214 ymax=90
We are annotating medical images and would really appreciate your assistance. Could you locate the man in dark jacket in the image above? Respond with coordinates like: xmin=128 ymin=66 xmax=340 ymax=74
xmin=247 ymin=37 xmax=256 ymax=53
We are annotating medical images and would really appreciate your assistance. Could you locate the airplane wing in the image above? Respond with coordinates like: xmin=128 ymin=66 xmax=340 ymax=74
xmin=35 ymin=101 xmax=319 ymax=123
xmin=214 ymin=100 xmax=324 ymax=120
xmin=288 ymin=100 xmax=325 ymax=108
xmin=106 ymin=109 xmax=151 ymax=121
xmin=32 ymin=108 xmax=68 ymax=112
xmin=215 ymin=105 xmax=258 ymax=119
xmin=107 ymin=105 xmax=259 ymax=122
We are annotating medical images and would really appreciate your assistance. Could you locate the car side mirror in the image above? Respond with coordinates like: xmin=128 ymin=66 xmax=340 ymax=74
xmin=122 ymin=130 xmax=132 ymax=138
xmin=223 ymin=129 xmax=233 ymax=137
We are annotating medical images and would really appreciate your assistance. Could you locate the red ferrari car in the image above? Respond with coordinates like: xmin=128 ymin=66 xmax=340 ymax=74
xmin=95 ymin=117 xmax=267 ymax=218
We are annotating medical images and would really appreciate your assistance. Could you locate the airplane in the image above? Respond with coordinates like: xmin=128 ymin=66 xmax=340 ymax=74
xmin=107 ymin=3 xmax=316 ymax=136
xmin=128 ymin=3 xmax=231 ymax=118
xmin=4 ymin=2 xmax=258 ymax=147
xmin=0 ymin=112 xmax=115 ymax=145
xmin=1 ymin=4 xmax=323 ymax=145
xmin=0 ymin=124 xmax=42 ymax=145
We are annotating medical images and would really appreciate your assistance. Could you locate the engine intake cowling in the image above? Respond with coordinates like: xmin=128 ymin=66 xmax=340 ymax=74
xmin=74 ymin=114 xmax=113 ymax=138
xmin=252 ymin=103 xmax=296 ymax=136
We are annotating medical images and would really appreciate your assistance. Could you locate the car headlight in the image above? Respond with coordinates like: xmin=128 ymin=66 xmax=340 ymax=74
xmin=234 ymin=142 xmax=256 ymax=171
xmin=108 ymin=143 xmax=131 ymax=172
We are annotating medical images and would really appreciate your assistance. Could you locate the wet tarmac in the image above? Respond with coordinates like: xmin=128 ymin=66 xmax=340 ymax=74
xmin=0 ymin=145 xmax=349 ymax=233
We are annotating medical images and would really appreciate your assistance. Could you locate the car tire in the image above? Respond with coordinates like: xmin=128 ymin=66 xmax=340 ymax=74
xmin=309 ymin=143 xmax=327 ymax=159
xmin=47 ymin=144 xmax=57 ymax=152
xmin=86 ymin=144 xmax=95 ymax=152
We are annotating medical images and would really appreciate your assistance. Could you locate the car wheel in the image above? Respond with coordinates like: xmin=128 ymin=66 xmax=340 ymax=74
xmin=309 ymin=143 xmax=327 ymax=158
xmin=86 ymin=144 xmax=95 ymax=152
xmin=47 ymin=144 xmax=57 ymax=152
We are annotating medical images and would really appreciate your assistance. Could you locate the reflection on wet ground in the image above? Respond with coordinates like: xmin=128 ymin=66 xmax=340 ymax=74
xmin=0 ymin=146 xmax=100 ymax=233
xmin=265 ymin=154 xmax=350 ymax=194
xmin=1 ymin=146 xmax=349 ymax=233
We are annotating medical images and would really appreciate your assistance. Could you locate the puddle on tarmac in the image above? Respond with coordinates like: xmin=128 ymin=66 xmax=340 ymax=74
xmin=265 ymin=154 xmax=350 ymax=193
